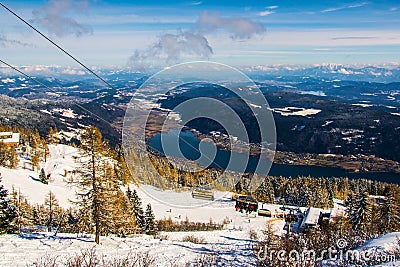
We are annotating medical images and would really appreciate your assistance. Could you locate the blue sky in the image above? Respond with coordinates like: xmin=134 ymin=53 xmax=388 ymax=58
xmin=0 ymin=0 xmax=399 ymax=68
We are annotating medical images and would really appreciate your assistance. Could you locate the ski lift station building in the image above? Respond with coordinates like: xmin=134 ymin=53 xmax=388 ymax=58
xmin=299 ymin=207 xmax=322 ymax=231
xmin=0 ymin=132 xmax=20 ymax=147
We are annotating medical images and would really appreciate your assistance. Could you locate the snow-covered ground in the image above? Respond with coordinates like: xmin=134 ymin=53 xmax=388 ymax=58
xmin=0 ymin=144 xmax=285 ymax=266
xmin=0 ymin=144 xmax=398 ymax=266
xmin=0 ymin=230 xmax=258 ymax=266
xmin=322 ymin=232 xmax=400 ymax=267
xmin=1 ymin=144 xmax=77 ymax=207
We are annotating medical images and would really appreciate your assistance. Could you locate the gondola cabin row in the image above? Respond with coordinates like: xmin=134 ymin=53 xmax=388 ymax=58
xmin=235 ymin=196 xmax=258 ymax=213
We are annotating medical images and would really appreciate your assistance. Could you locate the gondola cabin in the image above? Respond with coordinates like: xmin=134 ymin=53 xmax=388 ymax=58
xmin=235 ymin=196 xmax=258 ymax=213
xmin=192 ymin=186 xmax=214 ymax=201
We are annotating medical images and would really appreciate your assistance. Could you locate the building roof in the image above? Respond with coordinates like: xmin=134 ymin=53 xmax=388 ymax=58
xmin=0 ymin=132 xmax=20 ymax=144
xmin=301 ymin=207 xmax=322 ymax=228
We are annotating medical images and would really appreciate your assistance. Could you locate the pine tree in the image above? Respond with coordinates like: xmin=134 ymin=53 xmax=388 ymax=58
xmin=255 ymin=178 xmax=275 ymax=203
xmin=9 ymin=147 xmax=18 ymax=169
xmin=96 ymin=163 xmax=137 ymax=237
xmin=298 ymin=181 xmax=311 ymax=207
xmin=71 ymin=126 xmax=112 ymax=244
xmin=144 ymin=203 xmax=156 ymax=235
xmin=126 ymin=187 xmax=144 ymax=233
xmin=39 ymin=168 xmax=48 ymax=184
xmin=0 ymin=178 xmax=17 ymax=234
xmin=0 ymin=142 xmax=6 ymax=167
xmin=381 ymin=187 xmax=400 ymax=232
xmin=31 ymin=205 xmax=47 ymax=227
xmin=349 ymin=188 xmax=371 ymax=233
xmin=327 ymin=183 xmax=335 ymax=208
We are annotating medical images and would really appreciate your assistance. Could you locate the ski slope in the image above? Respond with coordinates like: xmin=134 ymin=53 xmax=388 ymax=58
xmin=1 ymin=144 xmax=396 ymax=266
xmin=0 ymin=144 xmax=78 ymax=207
xmin=0 ymin=144 xmax=283 ymax=228
xmin=0 ymin=144 xmax=285 ymax=266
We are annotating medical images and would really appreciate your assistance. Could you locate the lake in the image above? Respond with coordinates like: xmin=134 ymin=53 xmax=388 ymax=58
xmin=147 ymin=131 xmax=400 ymax=184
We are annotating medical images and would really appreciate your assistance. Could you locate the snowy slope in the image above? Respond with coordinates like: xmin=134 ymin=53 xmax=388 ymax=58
xmin=0 ymin=144 xmax=286 ymax=228
xmin=358 ymin=233 xmax=400 ymax=267
xmin=0 ymin=144 xmax=287 ymax=266
xmin=360 ymin=232 xmax=400 ymax=252
xmin=0 ymin=230 xmax=257 ymax=267
xmin=0 ymin=144 xmax=355 ymax=266
xmin=360 ymin=232 xmax=400 ymax=266
xmin=0 ymin=144 xmax=78 ymax=207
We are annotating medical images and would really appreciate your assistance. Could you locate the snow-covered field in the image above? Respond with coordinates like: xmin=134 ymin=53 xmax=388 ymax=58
xmin=0 ymin=144 xmax=282 ymax=266
xmin=0 ymin=144 xmax=398 ymax=266
xmin=1 ymin=145 xmax=77 ymax=207
xmin=0 ymin=230 xmax=257 ymax=266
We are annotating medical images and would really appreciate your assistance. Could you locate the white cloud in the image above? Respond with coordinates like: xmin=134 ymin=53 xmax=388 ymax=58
xmin=197 ymin=11 xmax=266 ymax=39
xmin=322 ymin=7 xmax=342 ymax=13
xmin=128 ymin=12 xmax=266 ymax=69
xmin=0 ymin=34 xmax=33 ymax=47
xmin=31 ymin=0 xmax=93 ymax=37
xmin=128 ymin=31 xmax=213 ymax=69
xmin=348 ymin=2 xmax=368 ymax=8
xmin=321 ymin=2 xmax=368 ymax=13
xmin=258 ymin=10 xmax=275 ymax=17
xmin=258 ymin=5 xmax=278 ymax=17
xmin=61 ymin=68 xmax=86 ymax=75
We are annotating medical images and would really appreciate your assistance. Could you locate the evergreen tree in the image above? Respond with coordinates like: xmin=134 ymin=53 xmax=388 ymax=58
xmin=255 ymin=178 xmax=275 ymax=203
xmin=144 ymin=203 xmax=156 ymax=235
xmin=349 ymin=188 xmax=371 ymax=233
xmin=298 ymin=181 xmax=311 ymax=207
xmin=9 ymin=147 xmax=18 ymax=169
xmin=113 ymin=189 xmax=137 ymax=237
xmin=39 ymin=168 xmax=48 ymax=184
xmin=381 ymin=186 xmax=400 ymax=232
xmin=126 ymin=187 xmax=144 ymax=233
xmin=31 ymin=205 xmax=46 ymax=227
xmin=327 ymin=183 xmax=335 ymax=208
xmin=0 ymin=142 xmax=6 ymax=167
xmin=97 ymin=163 xmax=137 ymax=237
xmin=0 ymin=178 xmax=17 ymax=234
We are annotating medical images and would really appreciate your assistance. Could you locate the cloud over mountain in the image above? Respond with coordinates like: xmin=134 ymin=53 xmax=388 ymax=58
xmin=129 ymin=12 xmax=265 ymax=69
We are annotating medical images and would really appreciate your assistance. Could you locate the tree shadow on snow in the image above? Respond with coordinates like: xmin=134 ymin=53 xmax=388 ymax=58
xmin=18 ymin=233 xmax=94 ymax=243
xmin=29 ymin=175 xmax=40 ymax=182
